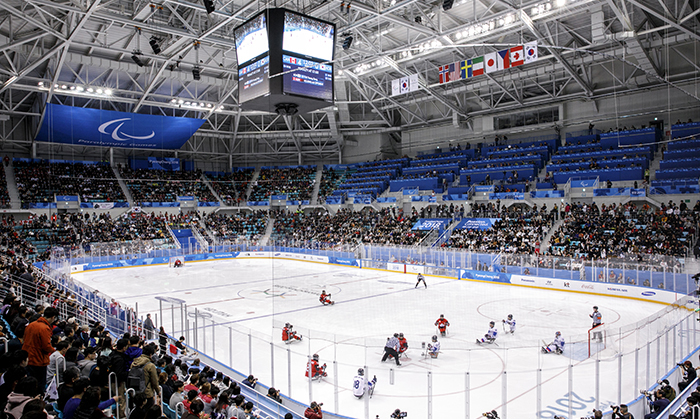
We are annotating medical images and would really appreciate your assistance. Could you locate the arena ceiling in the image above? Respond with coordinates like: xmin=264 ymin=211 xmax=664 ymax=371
xmin=0 ymin=0 xmax=699 ymax=164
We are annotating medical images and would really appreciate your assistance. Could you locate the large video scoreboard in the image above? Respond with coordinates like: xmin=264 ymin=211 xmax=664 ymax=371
xmin=234 ymin=9 xmax=335 ymax=114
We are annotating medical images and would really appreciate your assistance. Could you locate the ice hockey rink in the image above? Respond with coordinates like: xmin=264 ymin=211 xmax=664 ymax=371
xmin=72 ymin=257 xmax=695 ymax=419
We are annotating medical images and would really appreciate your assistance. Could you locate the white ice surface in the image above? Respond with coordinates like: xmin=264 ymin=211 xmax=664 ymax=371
xmin=73 ymin=258 xmax=680 ymax=419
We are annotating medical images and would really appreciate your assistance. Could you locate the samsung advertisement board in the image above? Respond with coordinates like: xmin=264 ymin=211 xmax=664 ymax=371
xmin=233 ymin=8 xmax=335 ymax=114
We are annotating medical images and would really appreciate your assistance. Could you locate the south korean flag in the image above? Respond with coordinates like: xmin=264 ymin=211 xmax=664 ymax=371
xmin=525 ymin=41 xmax=538 ymax=63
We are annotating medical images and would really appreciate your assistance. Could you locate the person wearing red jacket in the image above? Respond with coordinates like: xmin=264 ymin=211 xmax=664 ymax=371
xmin=282 ymin=323 xmax=302 ymax=343
xmin=304 ymin=401 xmax=323 ymax=419
xmin=22 ymin=306 xmax=59 ymax=393
xmin=305 ymin=354 xmax=327 ymax=379
xmin=435 ymin=314 xmax=450 ymax=337
xmin=319 ymin=291 xmax=334 ymax=306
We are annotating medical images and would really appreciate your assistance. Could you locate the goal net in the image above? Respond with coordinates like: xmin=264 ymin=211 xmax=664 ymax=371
xmin=168 ymin=256 xmax=186 ymax=268
xmin=588 ymin=323 xmax=607 ymax=358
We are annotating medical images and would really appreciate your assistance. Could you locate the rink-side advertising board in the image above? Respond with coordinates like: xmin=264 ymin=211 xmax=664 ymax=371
xmin=387 ymin=263 xmax=425 ymax=274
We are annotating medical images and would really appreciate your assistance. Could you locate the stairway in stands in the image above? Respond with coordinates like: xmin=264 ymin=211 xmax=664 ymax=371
xmin=245 ymin=169 xmax=260 ymax=202
xmin=540 ymin=218 xmax=564 ymax=252
xmin=310 ymin=165 xmax=323 ymax=205
xmin=202 ymin=174 xmax=224 ymax=205
xmin=4 ymin=161 xmax=21 ymax=209
xmin=112 ymin=166 xmax=135 ymax=206
xmin=259 ymin=218 xmax=275 ymax=246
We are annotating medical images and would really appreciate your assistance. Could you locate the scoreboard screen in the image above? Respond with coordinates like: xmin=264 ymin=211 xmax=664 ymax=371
xmin=282 ymin=55 xmax=333 ymax=101
xmin=238 ymin=55 xmax=270 ymax=104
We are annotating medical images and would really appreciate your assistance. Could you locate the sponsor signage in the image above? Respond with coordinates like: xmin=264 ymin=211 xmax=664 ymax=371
xmin=411 ymin=218 xmax=450 ymax=231
xmin=454 ymin=218 xmax=501 ymax=231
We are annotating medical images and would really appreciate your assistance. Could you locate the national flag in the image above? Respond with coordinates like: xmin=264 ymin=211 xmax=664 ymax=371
xmin=510 ymin=45 xmax=524 ymax=66
xmin=439 ymin=65 xmax=449 ymax=84
xmin=448 ymin=62 xmax=460 ymax=82
xmin=484 ymin=52 xmax=498 ymax=73
xmin=497 ymin=49 xmax=511 ymax=69
xmin=524 ymin=41 xmax=538 ymax=63
xmin=472 ymin=56 xmax=484 ymax=76
xmin=391 ymin=79 xmax=400 ymax=96
xmin=409 ymin=74 xmax=419 ymax=92
xmin=460 ymin=60 xmax=472 ymax=79
xmin=400 ymin=76 xmax=410 ymax=94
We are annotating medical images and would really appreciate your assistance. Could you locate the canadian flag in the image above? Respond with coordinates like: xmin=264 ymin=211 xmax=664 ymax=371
xmin=484 ymin=52 xmax=498 ymax=73
xmin=510 ymin=45 xmax=524 ymax=66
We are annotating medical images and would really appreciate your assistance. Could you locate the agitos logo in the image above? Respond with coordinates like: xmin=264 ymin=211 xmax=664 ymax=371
xmin=98 ymin=118 xmax=156 ymax=141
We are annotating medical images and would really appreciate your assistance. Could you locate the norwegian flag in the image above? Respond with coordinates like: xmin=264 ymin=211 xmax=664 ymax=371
xmin=510 ymin=45 xmax=524 ymax=66
xmin=438 ymin=65 xmax=449 ymax=84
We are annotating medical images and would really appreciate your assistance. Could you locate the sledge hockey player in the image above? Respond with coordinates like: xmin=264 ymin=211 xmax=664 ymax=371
xmin=173 ymin=258 xmax=183 ymax=268
xmin=423 ymin=335 xmax=440 ymax=358
xmin=476 ymin=321 xmax=498 ymax=344
xmin=398 ymin=333 xmax=408 ymax=356
xmin=352 ymin=368 xmax=377 ymax=399
xmin=542 ymin=331 xmax=565 ymax=354
xmin=282 ymin=323 xmax=302 ymax=343
xmin=415 ymin=273 xmax=427 ymax=288
xmin=305 ymin=354 xmax=327 ymax=379
xmin=319 ymin=290 xmax=334 ymax=305
xmin=502 ymin=314 xmax=516 ymax=334
xmin=435 ymin=314 xmax=450 ymax=337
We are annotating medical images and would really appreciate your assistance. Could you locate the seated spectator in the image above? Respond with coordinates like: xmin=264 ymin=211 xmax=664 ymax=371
xmin=69 ymin=386 xmax=116 ymax=419
xmin=168 ymin=381 xmax=185 ymax=411
xmin=5 ymin=376 xmax=40 ymax=419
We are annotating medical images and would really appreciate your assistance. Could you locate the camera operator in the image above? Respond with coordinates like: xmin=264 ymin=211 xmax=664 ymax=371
xmin=644 ymin=389 xmax=669 ymax=419
xmin=611 ymin=404 xmax=634 ymax=419
xmin=658 ymin=379 xmax=676 ymax=401
xmin=304 ymin=401 xmax=323 ymax=419
xmin=390 ymin=409 xmax=407 ymax=418
xmin=679 ymin=361 xmax=697 ymax=392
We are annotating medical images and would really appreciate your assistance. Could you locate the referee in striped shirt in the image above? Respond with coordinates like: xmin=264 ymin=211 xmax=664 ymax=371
xmin=382 ymin=333 xmax=402 ymax=366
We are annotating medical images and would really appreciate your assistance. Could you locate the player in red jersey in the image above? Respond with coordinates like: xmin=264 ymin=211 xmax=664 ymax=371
xmin=282 ymin=323 xmax=302 ymax=343
xmin=305 ymin=354 xmax=327 ymax=379
xmin=319 ymin=290 xmax=334 ymax=305
xmin=435 ymin=314 xmax=450 ymax=337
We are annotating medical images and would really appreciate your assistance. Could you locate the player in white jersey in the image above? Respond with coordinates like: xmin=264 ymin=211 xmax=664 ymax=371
xmin=542 ymin=331 xmax=565 ymax=354
xmin=424 ymin=335 xmax=440 ymax=358
xmin=502 ymin=314 xmax=516 ymax=334
xmin=476 ymin=321 xmax=498 ymax=344
xmin=352 ymin=368 xmax=376 ymax=398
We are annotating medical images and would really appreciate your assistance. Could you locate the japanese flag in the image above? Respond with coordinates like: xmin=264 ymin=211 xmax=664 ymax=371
xmin=510 ymin=45 xmax=524 ymax=66
xmin=484 ymin=52 xmax=498 ymax=73
xmin=524 ymin=41 xmax=538 ymax=63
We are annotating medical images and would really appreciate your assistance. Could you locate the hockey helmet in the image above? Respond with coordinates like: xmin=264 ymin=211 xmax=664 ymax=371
xmin=432 ymin=335 xmax=438 ymax=342
xmin=555 ymin=331 xmax=561 ymax=336
xmin=507 ymin=314 xmax=513 ymax=319
xmin=399 ymin=332 xmax=404 ymax=338
xmin=288 ymin=324 xmax=293 ymax=329
xmin=312 ymin=354 xmax=319 ymax=361
xmin=322 ymin=290 xmax=326 ymax=293
xmin=593 ymin=305 xmax=598 ymax=310
xmin=394 ymin=333 xmax=399 ymax=338
xmin=357 ymin=368 xmax=364 ymax=376
xmin=440 ymin=314 xmax=444 ymax=318
xmin=285 ymin=323 xmax=290 ymax=328
xmin=489 ymin=321 xmax=495 ymax=327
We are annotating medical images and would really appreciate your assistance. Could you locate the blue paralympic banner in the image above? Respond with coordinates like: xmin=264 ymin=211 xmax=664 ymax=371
xmin=148 ymin=157 xmax=180 ymax=171
xmin=36 ymin=104 xmax=205 ymax=149
xmin=55 ymin=195 xmax=79 ymax=202
xmin=411 ymin=218 xmax=450 ymax=231
xmin=454 ymin=218 xmax=501 ymax=231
